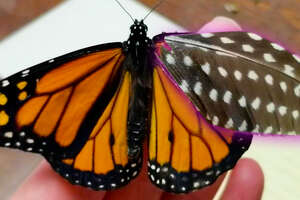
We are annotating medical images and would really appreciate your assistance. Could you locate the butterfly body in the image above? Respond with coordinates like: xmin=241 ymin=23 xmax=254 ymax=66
xmin=1 ymin=18 xmax=299 ymax=193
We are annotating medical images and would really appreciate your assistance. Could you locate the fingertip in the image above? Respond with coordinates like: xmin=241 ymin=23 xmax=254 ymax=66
xmin=199 ymin=16 xmax=242 ymax=33
xmin=11 ymin=160 xmax=106 ymax=200
xmin=221 ymin=158 xmax=264 ymax=200
xmin=233 ymin=158 xmax=264 ymax=185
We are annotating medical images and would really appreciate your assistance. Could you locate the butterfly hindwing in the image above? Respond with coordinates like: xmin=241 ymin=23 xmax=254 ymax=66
xmin=154 ymin=32 xmax=300 ymax=135
xmin=148 ymin=65 xmax=252 ymax=193
xmin=46 ymin=71 xmax=143 ymax=189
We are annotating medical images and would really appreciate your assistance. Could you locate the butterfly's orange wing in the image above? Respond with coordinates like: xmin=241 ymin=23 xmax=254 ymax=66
xmin=148 ymin=65 xmax=252 ymax=193
xmin=0 ymin=44 xmax=142 ymax=189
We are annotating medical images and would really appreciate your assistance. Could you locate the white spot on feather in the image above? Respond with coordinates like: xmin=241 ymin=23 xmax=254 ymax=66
xmin=238 ymin=96 xmax=247 ymax=107
xmin=212 ymin=116 xmax=219 ymax=125
xmin=248 ymin=33 xmax=262 ymax=41
xmin=225 ymin=118 xmax=234 ymax=128
xmin=234 ymin=70 xmax=242 ymax=81
xmin=201 ymin=33 xmax=214 ymax=38
xmin=166 ymin=54 xmax=175 ymax=65
xmin=278 ymin=106 xmax=287 ymax=116
xmin=202 ymin=62 xmax=211 ymax=75
xmin=266 ymin=102 xmax=275 ymax=113
xmin=292 ymin=110 xmax=299 ymax=120
xmin=223 ymin=91 xmax=232 ymax=104
xmin=194 ymin=82 xmax=202 ymax=96
xmin=292 ymin=54 xmax=300 ymax=63
xmin=220 ymin=37 xmax=235 ymax=44
xmin=179 ymin=80 xmax=189 ymax=93
xmin=265 ymin=74 xmax=273 ymax=85
xmin=183 ymin=55 xmax=193 ymax=66
xmin=271 ymin=43 xmax=285 ymax=51
xmin=264 ymin=53 xmax=276 ymax=62
xmin=251 ymin=97 xmax=261 ymax=110
xmin=218 ymin=67 xmax=228 ymax=77
xmin=283 ymin=64 xmax=295 ymax=77
xmin=248 ymin=70 xmax=259 ymax=81
xmin=238 ymin=120 xmax=247 ymax=131
xmin=209 ymin=89 xmax=218 ymax=102
xmin=280 ymin=81 xmax=287 ymax=93
xmin=294 ymin=84 xmax=300 ymax=97
xmin=242 ymin=44 xmax=254 ymax=53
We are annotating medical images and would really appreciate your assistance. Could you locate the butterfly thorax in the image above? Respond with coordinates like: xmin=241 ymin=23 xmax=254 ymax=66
xmin=124 ymin=20 xmax=152 ymax=51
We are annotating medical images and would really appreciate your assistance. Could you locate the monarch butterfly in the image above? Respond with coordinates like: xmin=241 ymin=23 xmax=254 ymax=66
xmin=0 ymin=4 xmax=300 ymax=194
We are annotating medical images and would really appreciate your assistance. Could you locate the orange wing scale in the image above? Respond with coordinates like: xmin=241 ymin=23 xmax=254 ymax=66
xmin=149 ymin=66 xmax=231 ymax=172
xmin=62 ymin=72 xmax=131 ymax=174
xmin=15 ymin=48 xmax=124 ymax=147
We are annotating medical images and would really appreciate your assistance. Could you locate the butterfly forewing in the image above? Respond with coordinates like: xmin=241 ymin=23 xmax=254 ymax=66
xmin=0 ymin=43 xmax=123 ymax=156
xmin=155 ymin=32 xmax=300 ymax=135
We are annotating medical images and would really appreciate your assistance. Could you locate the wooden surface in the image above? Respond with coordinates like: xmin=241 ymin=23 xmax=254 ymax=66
xmin=1 ymin=0 xmax=299 ymax=53
xmin=0 ymin=0 xmax=64 ymax=40
xmin=139 ymin=0 xmax=300 ymax=54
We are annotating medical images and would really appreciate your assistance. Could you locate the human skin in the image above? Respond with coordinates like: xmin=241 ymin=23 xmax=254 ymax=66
xmin=11 ymin=17 xmax=264 ymax=200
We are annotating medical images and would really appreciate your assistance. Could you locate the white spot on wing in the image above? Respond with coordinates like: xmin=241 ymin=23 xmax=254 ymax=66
xmin=251 ymin=97 xmax=261 ymax=110
xmin=292 ymin=110 xmax=299 ymax=120
xmin=265 ymin=74 xmax=273 ymax=85
xmin=248 ymin=33 xmax=262 ymax=41
xmin=22 ymin=70 xmax=30 ymax=74
xmin=179 ymin=80 xmax=189 ymax=93
xmin=209 ymin=89 xmax=218 ymax=102
xmin=220 ymin=37 xmax=235 ymax=44
xmin=238 ymin=96 xmax=247 ymax=107
xmin=193 ymin=82 xmax=202 ymax=96
xmin=218 ymin=67 xmax=228 ymax=77
xmin=166 ymin=54 xmax=175 ymax=65
xmin=292 ymin=54 xmax=300 ymax=63
xmin=271 ymin=43 xmax=285 ymax=51
xmin=4 ymin=131 xmax=13 ymax=138
xmin=248 ymin=70 xmax=259 ymax=81
xmin=264 ymin=53 xmax=276 ymax=62
xmin=212 ymin=116 xmax=219 ymax=125
xmin=223 ymin=90 xmax=232 ymax=104
xmin=238 ymin=120 xmax=247 ymax=131
xmin=193 ymin=181 xmax=200 ymax=188
xmin=294 ymin=84 xmax=300 ymax=97
xmin=225 ymin=118 xmax=234 ymax=128
xmin=1 ymin=80 xmax=9 ymax=87
xmin=266 ymin=102 xmax=275 ymax=113
xmin=201 ymin=33 xmax=214 ymax=38
xmin=283 ymin=64 xmax=295 ymax=77
xmin=202 ymin=62 xmax=211 ymax=75
xmin=278 ymin=106 xmax=287 ymax=116
xmin=183 ymin=55 xmax=193 ymax=66
xmin=280 ymin=81 xmax=287 ymax=93
xmin=234 ymin=70 xmax=242 ymax=81
xmin=242 ymin=44 xmax=254 ymax=53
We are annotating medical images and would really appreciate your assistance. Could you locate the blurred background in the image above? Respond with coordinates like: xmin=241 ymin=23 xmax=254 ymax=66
xmin=0 ymin=0 xmax=300 ymax=199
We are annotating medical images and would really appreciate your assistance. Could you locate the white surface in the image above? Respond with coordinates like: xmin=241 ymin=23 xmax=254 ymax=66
xmin=0 ymin=0 xmax=183 ymax=77
xmin=0 ymin=0 xmax=300 ymax=200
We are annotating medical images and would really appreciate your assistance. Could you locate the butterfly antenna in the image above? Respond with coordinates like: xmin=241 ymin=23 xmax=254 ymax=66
xmin=115 ymin=0 xmax=135 ymax=22
xmin=143 ymin=0 xmax=165 ymax=21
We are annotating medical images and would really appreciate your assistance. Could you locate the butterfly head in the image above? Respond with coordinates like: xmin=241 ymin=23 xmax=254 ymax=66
xmin=124 ymin=20 xmax=152 ymax=51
